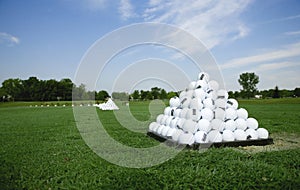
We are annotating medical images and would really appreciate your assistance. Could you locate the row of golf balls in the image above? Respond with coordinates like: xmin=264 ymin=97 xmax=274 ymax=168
xmin=149 ymin=121 xmax=269 ymax=145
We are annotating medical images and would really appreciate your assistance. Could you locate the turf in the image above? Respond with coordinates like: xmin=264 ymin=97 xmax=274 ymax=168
xmin=0 ymin=99 xmax=300 ymax=189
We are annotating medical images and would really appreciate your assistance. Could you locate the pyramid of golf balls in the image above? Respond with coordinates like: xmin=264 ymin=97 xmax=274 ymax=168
xmin=148 ymin=72 xmax=269 ymax=145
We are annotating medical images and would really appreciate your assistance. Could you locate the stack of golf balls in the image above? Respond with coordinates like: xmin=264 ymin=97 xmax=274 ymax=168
xmin=148 ymin=72 xmax=269 ymax=145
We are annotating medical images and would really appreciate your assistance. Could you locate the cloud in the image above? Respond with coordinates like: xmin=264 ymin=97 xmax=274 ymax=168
xmin=285 ymin=30 xmax=300 ymax=36
xmin=118 ymin=0 xmax=136 ymax=20
xmin=0 ymin=32 xmax=20 ymax=46
xmin=142 ymin=0 xmax=253 ymax=49
xmin=255 ymin=61 xmax=297 ymax=72
xmin=221 ymin=42 xmax=300 ymax=69
xmin=84 ymin=0 xmax=108 ymax=10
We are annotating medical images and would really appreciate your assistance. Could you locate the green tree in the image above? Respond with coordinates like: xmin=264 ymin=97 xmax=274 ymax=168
xmin=238 ymin=72 xmax=259 ymax=99
xmin=167 ymin=91 xmax=178 ymax=99
xmin=96 ymin=90 xmax=110 ymax=101
xmin=160 ymin=89 xmax=167 ymax=99
xmin=272 ymin=86 xmax=280 ymax=98
xmin=151 ymin=87 xmax=161 ymax=99
xmin=131 ymin=90 xmax=140 ymax=100
xmin=2 ymin=78 xmax=23 ymax=101
xmin=294 ymin=88 xmax=300 ymax=97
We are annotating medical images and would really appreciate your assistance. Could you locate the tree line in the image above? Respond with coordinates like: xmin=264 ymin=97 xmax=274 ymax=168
xmin=0 ymin=75 xmax=299 ymax=102
xmin=0 ymin=77 xmax=109 ymax=102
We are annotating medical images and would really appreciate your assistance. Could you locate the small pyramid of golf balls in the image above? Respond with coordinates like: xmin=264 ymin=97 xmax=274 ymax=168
xmin=148 ymin=72 xmax=269 ymax=145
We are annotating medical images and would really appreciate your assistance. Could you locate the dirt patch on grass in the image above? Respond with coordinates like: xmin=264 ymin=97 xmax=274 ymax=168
xmin=236 ymin=132 xmax=300 ymax=153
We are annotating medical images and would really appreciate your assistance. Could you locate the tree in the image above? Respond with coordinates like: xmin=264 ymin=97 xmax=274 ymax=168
xmin=151 ymin=87 xmax=161 ymax=99
xmin=131 ymin=90 xmax=140 ymax=100
xmin=272 ymin=86 xmax=280 ymax=98
xmin=294 ymin=88 xmax=300 ymax=97
xmin=2 ymin=78 xmax=23 ymax=101
xmin=160 ymin=89 xmax=167 ymax=99
xmin=238 ymin=72 xmax=259 ymax=99
xmin=96 ymin=90 xmax=110 ymax=101
xmin=167 ymin=91 xmax=178 ymax=99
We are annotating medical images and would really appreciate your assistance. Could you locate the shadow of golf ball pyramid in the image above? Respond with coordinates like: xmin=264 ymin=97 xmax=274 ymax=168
xmin=148 ymin=72 xmax=269 ymax=145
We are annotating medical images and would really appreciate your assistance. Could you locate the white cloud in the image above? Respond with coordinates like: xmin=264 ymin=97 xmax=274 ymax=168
xmin=221 ymin=42 xmax=300 ymax=69
xmin=118 ymin=0 xmax=136 ymax=20
xmin=0 ymin=32 xmax=20 ymax=46
xmin=142 ymin=0 xmax=253 ymax=49
xmin=285 ymin=30 xmax=300 ymax=36
xmin=255 ymin=61 xmax=297 ymax=72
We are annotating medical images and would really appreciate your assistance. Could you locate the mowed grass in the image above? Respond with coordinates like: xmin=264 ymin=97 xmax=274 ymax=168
xmin=0 ymin=99 xmax=300 ymax=189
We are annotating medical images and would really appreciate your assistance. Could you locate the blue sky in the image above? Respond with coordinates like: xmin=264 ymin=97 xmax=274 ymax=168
xmin=1 ymin=0 xmax=300 ymax=93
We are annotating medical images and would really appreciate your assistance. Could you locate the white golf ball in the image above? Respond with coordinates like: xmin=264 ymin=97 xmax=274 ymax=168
xmin=182 ymin=119 xmax=198 ymax=134
xmin=225 ymin=108 xmax=237 ymax=120
xmin=160 ymin=115 xmax=169 ymax=125
xmin=234 ymin=129 xmax=247 ymax=141
xmin=222 ymin=130 xmax=235 ymax=142
xmin=203 ymin=98 xmax=215 ymax=110
xmin=237 ymin=108 xmax=248 ymax=119
xmin=149 ymin=122 xmax=157 ymax=132
xmin=152 ymin=123 xmax=160 ymax=133
xmin=257 ymin=128 xmax=269 ymax=139
xmin=224 ymin=119 xmax=237 ymax=131
xmin=172 ymin=129 xmax=184 ymax=142
xmin=165 ymin=116 xmax=174 ymax=127
xmin=200 ymin=108 xmax=214 ymax=121
xmin=174 ymin=108 xmax=182 ymax=118
xmin=178 ymin=132 xmax=194 ymax=145
xmin=247 ymin=118 xmax=259 ymax=129
xmin=186 ymin=90 xmax=194 ymax=98
xmin=180 ymin=107 xmax=189 ymax=118
xmin=235 ymin=118 xmax=247 ymax=131
xmin=167 ymin=128 xmax=176 ymax=137
xmin=198 ymin=72 xmax=210 ymax=82
xmin=176 ymin=118 xmax=186 ymax=129
xmin=156 ymin=125 xmax=165 ymax=135
xmin=189 ymin=108 xmax=201 ymax=121
xmin=217 ymin=89 xmax=229 ymax=99
xmin=195 ymin=80 xmax=208 ymax=91
xmin=193 ymin=88 xmax=206 ymax=100
xmin=169 ymin=107 xmax=176 ymax=117
xmin=194 ymin=131 xmax=209 ymax=143
xmin=188 ymin=81 xmax=197 ymax=90
xmin=206 ymin=89 xmax=217 ymax=100
xmin=164 ymin=106 xmax=171 ymax=116
xmin=208 ymin=80 xmax=219 ymax=91
xmin=245 ymin=128 xmax=258 ymax=140
xmin=189 ymin=98 xmax=203 ymax=110
xmin=180 ymin=96 xmax=191 ymax=108
xmin=170 ymin=117 xmax=179 ymax=128
xmin=169 ymin=97 xmax=180 ymax=107
xmin=161 ymin=126 xmax=170 ymax=137
xmin=196 ymin=119 xmax=211 ymax=133
xmin=226 ymin=99 xmax=238 ymax=109
xmin=214 ymin=108 xmax=226 ymax=120
xmin=179 ymin=90 xmax=187 ymax=98
xmin=215 ymin=98 xmax=227 ymax=109
xmin=207 ymin=130 xmax=223 ymax=143
xmin=210 ymin=119 xmax=225 ymax=132
xmin=156 ymin=114 xmax=164 ymax=123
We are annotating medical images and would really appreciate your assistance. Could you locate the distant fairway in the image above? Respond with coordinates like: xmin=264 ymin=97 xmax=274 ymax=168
xmin=0 ymin=98 xmax=300 ymax=189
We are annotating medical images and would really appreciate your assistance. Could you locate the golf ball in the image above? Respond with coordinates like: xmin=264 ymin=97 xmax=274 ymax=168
xmin=247 ymin=118 xmax=259 ymax=129
xmin=198 ymin=72 xmax=210 ymax=82
xmin=222 ymin=130 xmax=235 ymax=142
xmin=224 ymin=119 xmax=237 ymax=131
xmin=182 ymin=119 xmax=198 ymax=134
xmin=193 ymin=88 xmax=206 ymax=100
xmin=257 ymin=128 xmax=269 ymax=139
xmin=203 ymin=98 xmax=215 ymax=110
xmin=226 ymin=98 xmax=238 ymax=109
xmin=245 ymin=128 xmax=258 ymax=140
xmin=169 ymin=97 xmax=180 ymax=107
xmin=237 ymin=108 xmax=248 ymax=119
xmin=214 ymin=108 xmax=226 ymax=120
xmin=178 ymin=132 xmax=194 ymax=145
xmin=235 ymin=118 xmax=247 ymax=131
xmin=207 ymin=130 xmax=223 ymax=143
xmin=200 ymin=108 xmax=214 ymax=121
xmin=210 ymin=119 xmax=225 ymax=132
xmin=225 ymin=108 xmax=237 ymax=120
xmin=196 ymin=119 xmax=211 ymax=133
xmin=208 ymin=80 xmax=219 ymax=91
xmin=172 ymin=129 xmax=184 ymax=142
xmin=234 ymin=129 xmax=247 ymax=141
xmin=194 ymin=131 xmax=209 ymax=143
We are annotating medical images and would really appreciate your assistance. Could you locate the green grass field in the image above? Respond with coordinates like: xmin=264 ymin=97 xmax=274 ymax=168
xmin=0 ymin=98 xmax=300 ymax=189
